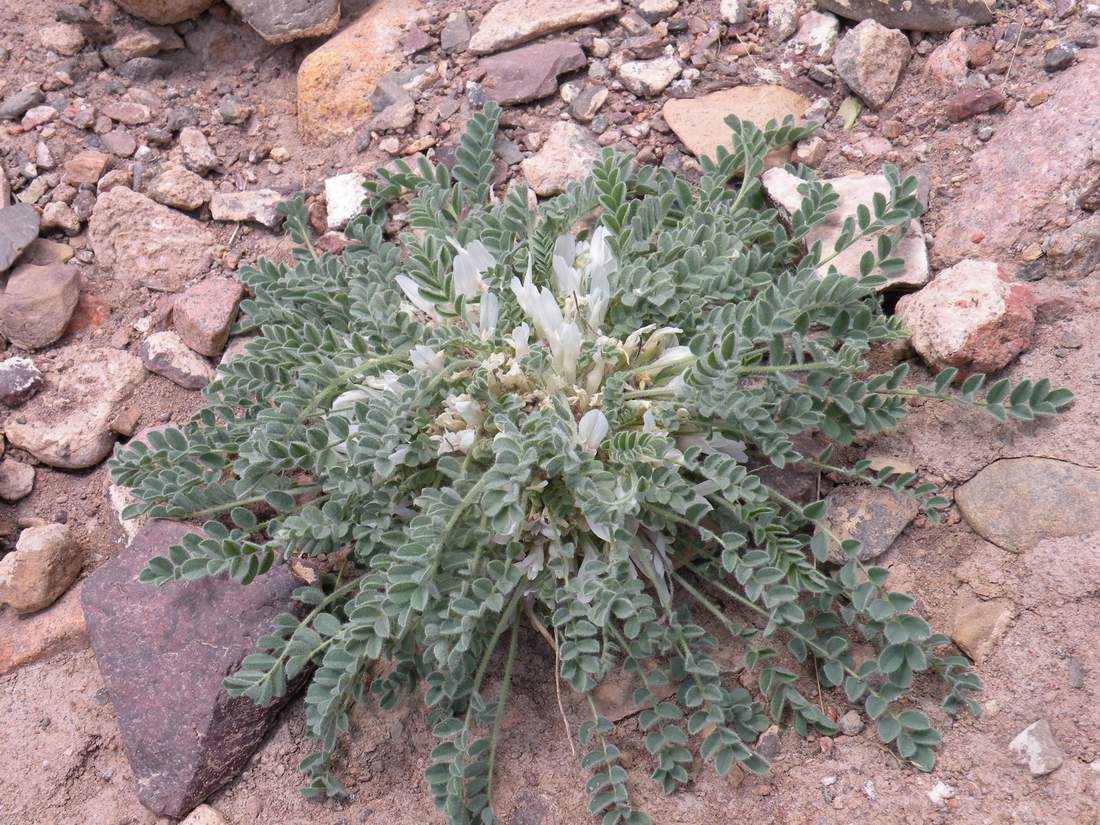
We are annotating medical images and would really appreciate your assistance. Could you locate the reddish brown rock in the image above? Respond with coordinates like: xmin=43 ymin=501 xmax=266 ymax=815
xmin=896 ymin=260 xmax=1036 ymax=376
xmin=63 ymin=150 xmax=111 ymax=186
xmin=480 ymin=40 xmax=587 ymax=105
xmin=172 ymin=277 xmax=244 ymax=356
xmin=0 ymin=263 xmax=81 ymax=350
xmin=945 ymin=87 xmax=1003 ymax=122
xmin=0 ymin=582 xmax=88 ymax=675
xmin=82 ymin=519 xmax=305 ymax=817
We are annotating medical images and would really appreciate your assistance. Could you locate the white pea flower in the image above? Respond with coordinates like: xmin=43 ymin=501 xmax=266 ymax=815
xmin=516 ymin=544 xmax=545 ymax=580
xmin=511 ymin=275 xmax=566 ymax=348
xmin=432 ymin=428 xmax=476 ymax=455
xmin=445 ymin=394 xmax=485 ymax=428
xmin=636 ymin=345 xmax=694 ymax=381
xmin=332 ymin=388 xmax=372 ymax=410
xmin=395 ymin=275 xmax=440 ymax=320
xmin=587 ymin=226 xmax=615 ymax=281
xmin=365 ymin=370 xmax=402 ymax=393
xmin=479 ymin=292 xmax=499 ymax=341
xmin=577 ymin=408 xmax=609 ymax=454
xmin=510 ymin=323 xmax=530 ymax=359
xmin=451 ymin=240 xmax=495 ymax=299
xmin=553 ymin=322 xmax=581 ymax=386
xmin=552 ymin=254 xmax=581 ymax=296
xmin=639 ymin=327 xmax=683 ymax=362
xmin=410 ymin=345 xmax=444 ymax=374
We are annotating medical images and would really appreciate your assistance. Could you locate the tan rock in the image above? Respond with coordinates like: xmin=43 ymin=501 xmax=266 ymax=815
xmin=0 ymin=458 xmax=35 ymax=502
xmin=0 ymin=523 xmax=82 ymax=614
xmin=0 ymin=263 xmax=81 ymax=350
xmin=818 ymin=485 xmax=919 ymax=563
xmin=147 ymin=163 xmax=214 ymax=210
xmin=297 ymin=0 xmax=418 ymax=144
xmin=469 ymin=0 xmax=622 ymax=54
xmin=951 ymin=598 xmax=1012 ymax=662
xmin=140 ymin=330 xmax=215 ymax=389
xmin=172 ymin=277 xmax=245 ymax=356
xmin=62 ymin=150 xmax=112 ymax=186
xmin=181 ymin=806 xmax=228 ymax=825
xmin=0 ymin=583 xmax=88 ymax=675
xmin=521 ymin=121 xmax=600 ymax=197
xmin=662 ymin=86 xmax=811 ymax=164
xmin=115 ymin=0 xmax=215 ymax=25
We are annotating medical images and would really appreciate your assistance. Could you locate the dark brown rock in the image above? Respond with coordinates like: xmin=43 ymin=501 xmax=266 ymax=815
xmin=945 ymin=87 xmax=1003 ymax=122
xmin=83 ymin=520 xmax=305 ymax=818
xmin=0 ymin=203 xmax=41 ymax=273
xmin=480 ymin=40 xmax=587 ymax=105
xmin=815 ymin=0 xmax=992 ymax=32
xmin=225 ymin=0 xmax=340 ymax=45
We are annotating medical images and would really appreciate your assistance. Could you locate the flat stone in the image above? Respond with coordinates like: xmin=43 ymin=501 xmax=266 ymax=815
xmin=209 ymin=189 xmax=285 ymax=227
xmin=147 ymin=162 xmax=213 ymax=210
xmin=440 ymin=11 xmax=471 ymax=52
xmin=182 ymin=806 xmax=228 ymax=825
xmin=832 ymin=19 xmax=910 ymax=110
xmin=172 ymin=277 xmax=244 ymax=356
xmin=0 ymin=524 xmax=82 ymax=614
xmin=663 ymin=86 xmax=810 ymax=165
xmin=21 ymin=105 xmax=58 ymax=130
xmin=762 ymin=167 xmax=930 ymax=289
xmin=950 ymin=598 xmax=1012 ymax=662
xmin=945 ymin=87 xmax=1003 ymax=122
xmin=324 ymin=172 xmax=367 ymax=230
xmin=895 ymin=260 xmax=1035 ymax=375
xmin=481 ymin=40 xmax=587 ymax=105
xmin=297 ymin=0 xmax=416 ymax=144
xmin=1009 ymin=720 xmax=1064 ymax=777
xmin=101 ymin=30 xmax=165 ymax=67
xmin=521 ymin=121 xmax=600 ymax=197
xmin=4 ymin=348 xmax=146 ymax=469
xmin=0 ymin=263 xmax=81 ymax=350
xmin=618 ymin=55 xmax=681 ymax=97
xmin=63 ymin=150 xmax=112 ymax=186
xmin=0 ymin=458 xmax=36 ymax=501
xmin=933 ymin=54 xmax=1100 ymax=270
xmin=102 ymin=100 xmax=152 ymax=124
xmin=0 ymin=356 xmax=44 ymax=407
xmin=720 ymin=0 xmax=750 ymax=23
xmin=40 ymin=23 xmax=87 ymax=56
xmin=218 ymin=96 xmax=252 ymax=125
xmin=179 ymin=126 xmax=217 ymax=174
xmin=41 ymin=201 xmax=82 ymax=235
xmin=140 ymin=330 xmax=215 ymax=389
xmin=469 ymin=0 xmax=621 ymax=54
xmin=0 ymin=203 xmax=41 ymax=273
xmin=17 ymin=238 xmax=74 ymax=266
xmin=90 ymin=187 xmax=215 ymax=291
xmin=817 ymin=485 xmax=919 ymax=563
xmin=815 ymin=0 xmax=993 ymax=31
xmin=925 ymin=29 xmax=969 ymax=89
xmin=226 ymin=0 xmax=340 ymax=44
xmin=794 ymin=11 xmax=839 ymax=60
xmin=114 ymin=0 xmax=215 ymax=25
xmin=957 ymin=458 xmax=1100 ymax=554
xmin=0 ymin=583 xmax=87 ymax=675
xmin=591 ymin=666 xmax=675 ymax=721
xmin=82 ymin=519 xmax=305 ymax=817
xmin=117 ymin=56 xmax=174 ymax=82
xmin=768 ymin=0 xmax=800 ymax=38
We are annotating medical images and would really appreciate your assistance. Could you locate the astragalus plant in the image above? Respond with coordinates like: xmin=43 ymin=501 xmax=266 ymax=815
xmin=111 ymin=103 xmax=1071 ymax=824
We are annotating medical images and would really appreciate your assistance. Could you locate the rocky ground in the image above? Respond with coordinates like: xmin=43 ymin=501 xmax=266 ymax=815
xmin=1 ymin=0 xmax=1100 ymax=823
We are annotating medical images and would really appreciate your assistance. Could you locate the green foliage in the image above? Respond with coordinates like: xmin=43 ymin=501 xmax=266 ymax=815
xmin=110 ymin=104 xmax=1071 ymax=822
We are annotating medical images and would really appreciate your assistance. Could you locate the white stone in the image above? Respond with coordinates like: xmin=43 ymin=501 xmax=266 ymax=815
xmin=617 ymin=55 xmax=681 ymax=97
xmin=720 ymin=0 xmax=751 ymax=23
xmin=767 ymin=0 xmax=800 ymax=39
xmin=1009 ymin=720 xmax=1064 ymax=777
xmin=928 ymin=781 xmax=956 ymax=807
xmin=521 ymin=121 xmax=601 ymax=197
xmin=325 ymin=173 xmax=367 ymax=230
xmin=793 ymin=11 xmax=839 ymax=60
xmin=761 ymin=167 xmax=929 ymax=289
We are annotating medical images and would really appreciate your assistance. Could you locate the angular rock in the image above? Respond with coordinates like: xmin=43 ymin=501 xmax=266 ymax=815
xmin=209 ymin=190 xmax=285 ymax=227
xmin=951 ymin=598 xmax=1012 ymax=662
xmin=172 ymin=277 xmax=244 ymax=356
xmin=101 ymin=30 xmax=166 ymax=67
xmin=570 ymin=84 xmax=609 ymax=122
xmin=0 ymin=203 xmax=41 ymax=273
xmin=618 ymin=55 xmax=681 ymax=97
xmin=102 ymin=100 xmax=152 ymax=125
xmin=762 ymin=167 xmax=930 ymax=289
xmin=324 ymin=172 xmax=366 ymax=230
xmin=63 ymin=150 xmax=111 ymax=186
xmin=90 ymin=187 xmax=215 ymax=291
xmin=226 ymin=0 xmax=340 ymax=44
xmin=0 ymin=263 xmax=81 ymax=350
xmin=0 ymin=583 xmax=87 ymax=676
xmin=179 ymin=126 xmax=218 ymax=175
xmin=4 ymin=348 xmax=146 ymax=469
xmin=82 ymin=519 xmax=305 ymax=817
xmin=17 ymin=238 xmax=74 ymax=266
xmin=0 ymin=356 xmax=44 ymax=407
xmin=815 ymin=0 xmax=992 ymax=32
xmin=481 ymin=40 xmax=587 ymax=105
xmin=793 ymin=11 xmax=839 ymax=60
xmin=101 ymin=129 xmax=139 ymax=158
xmin=720 ymin=0 xmax=750 ymax=23
xmin=521 ymin=121 xmax=600 ymax=197
xmin=182 ymin=806 xmax=227 ymax=825
xmin=218 ymin=96 xmax=252 ymax=125
xmin=817 ymin=485 xmax=919 ymax=563
xmin=0 ymin=524 xmax=82 ymax=614
xmin=957 ymin=458 xmax=1100 ymax=554
xmin=147 ymin=162 xmax=213 ymax=210
xmin=369 ymin=64 xmax=435 ymax=131
xmin=767 ymin=0 xmax=800 ymax=38
xmin=896 ymin=260 xmax=1035 ymax=375
xmin=926 ymin=29 xmax=969 ymax=89
xmin=441 ymin=11 xmax=472 ymax=52
xmin=140 ymin=330 xmax=215 ymax=389
xmin=934 ymin=54 xmax=1100 ymax=269
xmin=0 ymin=458 xmax=36 ymax=502
xmin=114 ymin=0 xmax=215 ymax=25
xmin=41 ymin=202 xmax=81 ymax=235
xmin=663 ymin=86 xmax=810 ymax=165
xmin=0 ymin=85 xmax=45 ymax=121
xmin=945 ymin=87 xmax=1003 ymax=122
xmin=40 ymin=23 xmax=87 ymax=56
xmin=832 ymin=19 xmax=910 ymax=110
xmin=469 ymin=0 xmax=621 ymax=55
xmin=297 ymin=0 xmax=415 ymax=144
xmin=1044 ymin=43 xmax=1078 ymax=73
xmin=1009 ymin=720 xmax=1064 ymax=777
